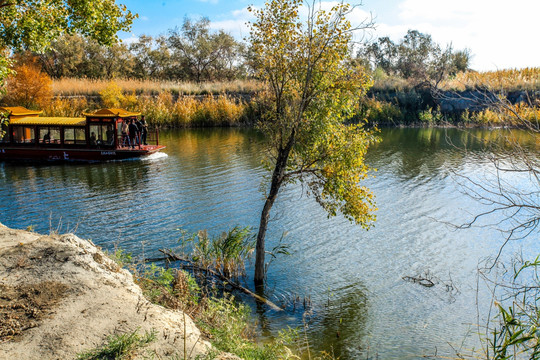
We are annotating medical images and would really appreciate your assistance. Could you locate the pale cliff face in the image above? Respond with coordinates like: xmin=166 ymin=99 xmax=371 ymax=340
xmin=0 ymin=223 xmax=212 ymax=359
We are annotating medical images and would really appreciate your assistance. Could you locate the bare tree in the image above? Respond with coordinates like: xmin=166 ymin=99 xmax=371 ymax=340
xmin=448 ymin=88 xmax=539 ymax=359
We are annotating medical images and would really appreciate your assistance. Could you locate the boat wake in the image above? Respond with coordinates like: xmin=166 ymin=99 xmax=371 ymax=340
xmin=142 ymin=152 xmax=169 ymax=161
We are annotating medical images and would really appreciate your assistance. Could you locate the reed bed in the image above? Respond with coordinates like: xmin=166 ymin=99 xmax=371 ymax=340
xmin=52 ymin=78 xmax=263 ymax=97
xmin=41 ymin=92 xmax=260 ymax=127
xmin=440 ymin=68 xmax=540 ymax=92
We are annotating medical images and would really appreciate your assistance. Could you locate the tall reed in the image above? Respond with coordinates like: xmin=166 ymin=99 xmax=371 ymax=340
xmin=52 ymin=78 xmax=263 ymax=97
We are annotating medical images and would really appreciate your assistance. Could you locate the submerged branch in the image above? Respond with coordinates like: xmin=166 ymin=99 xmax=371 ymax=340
xmin=158 ymin=249 xmax=283 ymax=312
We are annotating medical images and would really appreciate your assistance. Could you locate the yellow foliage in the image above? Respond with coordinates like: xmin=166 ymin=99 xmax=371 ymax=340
xmin=42 ymin=97 xmax=88 ymax=117
xmin=99 ymin=81 xmax=126 ymax=108
xmin=52 ymin=78 xmax=263 ymax=97
xmin=472 ymin=103 xmax=540 ymax=126
xmin=4 ymin=62 xmax=53 ymax=109
xmin=441 ymin=67 xmax=540 ymax=92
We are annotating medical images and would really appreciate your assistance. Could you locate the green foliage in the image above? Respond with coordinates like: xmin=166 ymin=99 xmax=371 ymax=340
xmin=76 ymin=328 xmax=156 ymax=360
xmin=0 ymin=110 xmax=7 ymax=141
xmin=30 ymin=16 xmax=245 ymax=81
xmin=0 ymin=0 xmax=135 ymax=103
xmin=249 ymin=0 xmax=378 ymax=282
xmin=0 ymin=55 xmax=13 ymax=92
xmin=0 ymin=0 xmax=135 ymax=53
xmin=358 ymin=98 xmax=404 ymax=125
xmin=107 ymin=248 xmax=132 ymax=268
xmin=418 ymin=106 xmax=443 ymax=124
xmin=249 ymin=0 xmax=378 ymax=225
xmin=168 ymin=17 xmax=244 ymax=82
xmin=360 ymin=29 xmax=471 ymax=84
xmin=137 ymin=263 xmax=201 ymax=309
xmin=179 ymin=226 xmax=254 ymax=279
xmin=484 ymin=257 xmax=540 ymax=359
xmin=198 ymin=295 xmax=299 ymax=360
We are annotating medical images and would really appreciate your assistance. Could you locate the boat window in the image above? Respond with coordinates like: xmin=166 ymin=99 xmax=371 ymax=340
xmin=12 ymin=126 xmax=35 ymax=144
xmin=39 ymin=126 xmax=61 ymax=144
xmin=90 ymin=124 xmax=115 ymax=147
xmin=64 ymin=127 xmax=86 ymax=145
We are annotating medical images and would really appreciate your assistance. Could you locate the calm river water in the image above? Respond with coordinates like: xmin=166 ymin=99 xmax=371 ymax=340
xmin=1 ymin=127 xmax=538 ymax=359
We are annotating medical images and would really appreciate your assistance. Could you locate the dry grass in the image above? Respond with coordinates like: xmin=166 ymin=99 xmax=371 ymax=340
xmin=41 ymin=91 xmax=257 ymax=127
xmin=52 ymin=78 xmax=263 ymax=96
xmin=369 ymin=68 xmax=540 ymax=93
xmin=440 ymin=68 xmax=540 ymax=92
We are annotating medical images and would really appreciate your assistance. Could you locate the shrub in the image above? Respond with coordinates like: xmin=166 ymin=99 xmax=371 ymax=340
xmin=358 ymin=98 xmax=404 ymax=125
xmin=418 ymin=106 xmax=443 ymax=124
xmin=42 ymin=97 xmax=89 ymax=117
xmin=4 ymin=62 xmax=53 ymax=109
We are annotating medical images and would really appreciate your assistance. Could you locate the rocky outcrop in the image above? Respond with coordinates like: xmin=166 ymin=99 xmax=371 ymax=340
xmin=0 ymin=223 xmax=212 ymax=359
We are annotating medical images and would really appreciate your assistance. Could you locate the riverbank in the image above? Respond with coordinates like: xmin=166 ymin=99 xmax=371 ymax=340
xmin=0 ymin=223 xmax=217 ymax=359
xmin=38 ymin=85 xmax=538 ymax=129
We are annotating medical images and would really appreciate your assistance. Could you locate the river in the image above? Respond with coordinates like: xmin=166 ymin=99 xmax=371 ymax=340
xmin=0 ymin=127 xmax=538 ymax=359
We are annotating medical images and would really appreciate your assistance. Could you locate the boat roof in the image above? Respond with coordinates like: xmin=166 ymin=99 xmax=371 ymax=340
xmin=10 ymin=117 xmax=86 ymax=126
xmin=83 ymin=108 xmax=141 ymax=118
xmin=0 ymin=106 xmax=42 ymax=116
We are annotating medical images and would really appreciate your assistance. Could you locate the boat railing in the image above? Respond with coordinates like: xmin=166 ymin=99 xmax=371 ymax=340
xmin=116 ymin=128 xmax=160 ymax=149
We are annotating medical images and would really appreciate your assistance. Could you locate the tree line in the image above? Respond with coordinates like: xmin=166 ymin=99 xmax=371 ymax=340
xmin=359 ymin=30 xmax=471 ymax=87
xmin=15 ymin=17 xmax=246 ymax=82
xmin=16 ymin=18 xmax=470 ymax=84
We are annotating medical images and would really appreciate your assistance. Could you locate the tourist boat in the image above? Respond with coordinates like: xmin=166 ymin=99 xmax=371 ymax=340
xmin=0 ymin=107 xmax=165 ymax=162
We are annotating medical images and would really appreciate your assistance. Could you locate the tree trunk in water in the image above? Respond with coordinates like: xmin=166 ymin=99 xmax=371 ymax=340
xmin=254 ymin=132 xmax=295 ymax=286
xmin=254 ymin=184 xmax=279 ymax=286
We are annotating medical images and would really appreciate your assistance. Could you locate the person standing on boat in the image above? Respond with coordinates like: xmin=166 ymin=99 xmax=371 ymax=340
xmin=128 ymin=119 xmax=139 ymax=149
xmin=135 ymin=117 xmax=143 ymax=148
xmin=121 ymin=119 xmax=129 ymax=147
xmin=140 ymin=116 xmax=148 ymax=146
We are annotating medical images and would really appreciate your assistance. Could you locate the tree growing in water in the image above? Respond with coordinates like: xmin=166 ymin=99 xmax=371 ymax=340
xmin=248 ymin=0 xmax=379 ymax=285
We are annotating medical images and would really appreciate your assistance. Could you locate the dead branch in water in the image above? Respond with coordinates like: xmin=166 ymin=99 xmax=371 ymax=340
xmin=402 ymin=275 xmax=435 ymax=288
xmin=158 ymin=249 xmax=283 ymax=312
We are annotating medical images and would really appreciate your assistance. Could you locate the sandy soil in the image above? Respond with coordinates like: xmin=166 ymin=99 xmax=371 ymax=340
xmin=0 ymin=223 xmax=214 ymax=359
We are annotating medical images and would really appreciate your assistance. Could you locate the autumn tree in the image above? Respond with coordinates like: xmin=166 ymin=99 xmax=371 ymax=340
xmin=4 ymin=61 xmax=52 ymax=108
xmin=0 ymin=0 xmax=135 ymax=137
xmin=249 ymin=0 xmax=378 ymax=285
xmin=168 ymin=17 xmax=241 ymax=82
xmin=129 ymin=35 xmax=173 ymax=80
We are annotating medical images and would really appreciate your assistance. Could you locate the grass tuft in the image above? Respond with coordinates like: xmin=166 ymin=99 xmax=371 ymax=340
xmin=76 ymin=329 xmax=156 ymax=360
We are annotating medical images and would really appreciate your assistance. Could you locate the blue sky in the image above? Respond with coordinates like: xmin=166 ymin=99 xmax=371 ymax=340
xmin=119 ymin=0 xmax=540 ymax=71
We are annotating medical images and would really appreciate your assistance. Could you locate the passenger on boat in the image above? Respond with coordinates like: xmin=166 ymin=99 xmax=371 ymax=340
xmin=43 ymin=131 xmax=51 ymax=143
xmin=121 ymin=119 xmax=129 ymax=147
xmin=128 ymin=119 xmax=139 ymax=149
xmin=135 ymin=118 xmax=143 ymax=147
xmin=140 ymin=116 xmax=148 ymax=145
xmin=106 ymin=126 xmax=114 ymax=146
xmin=90 ymin=132 xmax=97 ymax=146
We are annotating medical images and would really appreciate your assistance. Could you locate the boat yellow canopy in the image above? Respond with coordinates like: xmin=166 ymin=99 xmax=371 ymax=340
xmin=83 ymin=108 xmax=141 ymax=118
xmin=0 ymin=106 xmax=43 ymax=120
xmin=10 ymin=117 xmax=86 ymax=126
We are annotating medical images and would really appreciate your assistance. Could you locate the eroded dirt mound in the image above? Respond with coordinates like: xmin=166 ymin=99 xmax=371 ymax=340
xmin=0 ymin=223 xmax=212 ymax=359
xmin=0 ymin=281 xmax=68 ymax=340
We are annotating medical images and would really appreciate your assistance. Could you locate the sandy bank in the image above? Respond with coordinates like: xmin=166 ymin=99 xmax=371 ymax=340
xmin=0 ymin=223 xmax=214 ymax=359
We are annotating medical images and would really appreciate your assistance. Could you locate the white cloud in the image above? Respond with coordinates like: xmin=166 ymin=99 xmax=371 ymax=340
xmin=373 ymin=0 xmax=540 ymax=70
xmin=120 ymin=34 xmax=139 ymax=45
xmin=210 ymin=7 xmax=253 ymax=39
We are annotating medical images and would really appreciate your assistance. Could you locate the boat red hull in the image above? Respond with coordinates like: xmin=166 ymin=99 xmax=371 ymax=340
xmin=0 ymin=145 xmax=166 ymax=162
